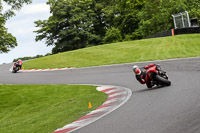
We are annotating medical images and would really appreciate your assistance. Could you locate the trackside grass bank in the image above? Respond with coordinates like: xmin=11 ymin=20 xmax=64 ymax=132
xmin=0 ymin=85 xmax=107 ymax=133
xmin=23 ymin=34 xmax=200 ymax=69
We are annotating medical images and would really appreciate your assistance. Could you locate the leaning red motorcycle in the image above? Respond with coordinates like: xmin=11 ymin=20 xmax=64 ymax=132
xmin=145 ymin=65 xmax=171 ymax=87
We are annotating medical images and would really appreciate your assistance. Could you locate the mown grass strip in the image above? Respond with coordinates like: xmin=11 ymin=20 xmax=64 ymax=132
xmin=23 ymin=34 xmax=200 ymax=69
xmin=0 ymin=85 xmax=107 ymax=133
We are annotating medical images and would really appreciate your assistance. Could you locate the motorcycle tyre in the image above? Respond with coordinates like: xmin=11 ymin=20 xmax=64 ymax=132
xmin=12 ymin=69 xmax=17 ymax=73
xmin=155 ymin=75 xmax=171 ymax=86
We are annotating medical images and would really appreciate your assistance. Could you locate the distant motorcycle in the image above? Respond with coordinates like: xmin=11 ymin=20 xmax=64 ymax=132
xmin=146 ymin=65 xmax=171 ymax=87
xmin=12 ymin=62 xmax=20 ymax=73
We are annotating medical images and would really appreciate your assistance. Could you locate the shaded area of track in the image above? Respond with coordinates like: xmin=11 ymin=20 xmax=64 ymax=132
xmin=1 ymin=57 xmax=200 ymax=133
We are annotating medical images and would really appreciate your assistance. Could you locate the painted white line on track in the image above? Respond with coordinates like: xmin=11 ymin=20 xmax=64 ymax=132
xmin=8 ymin=57 xmax=200 ymax=73
xmin=71 ymin=56 xmax=200 ymax=70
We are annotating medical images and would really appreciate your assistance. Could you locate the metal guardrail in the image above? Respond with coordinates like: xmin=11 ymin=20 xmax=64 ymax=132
xmin=147 ymin=27 xmax=200 ymax=39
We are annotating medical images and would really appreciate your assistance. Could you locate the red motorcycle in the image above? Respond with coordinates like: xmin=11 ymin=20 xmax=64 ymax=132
xmin=145 ymin=65 xmax=171 ymax=87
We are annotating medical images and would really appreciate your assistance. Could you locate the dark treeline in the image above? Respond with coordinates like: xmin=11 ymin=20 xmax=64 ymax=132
xmin=1 ymin=0 xmax=200 ymax=55
xmin=13 ymin=53 xmax=51 ymax=62
xmin=34 ymin=0 xmax=200 ymax=54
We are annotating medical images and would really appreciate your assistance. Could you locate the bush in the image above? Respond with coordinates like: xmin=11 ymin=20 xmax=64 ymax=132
xmin=124 ymin=34 xmax=133 ymax=41
xmin=103 ymin=27 xmax=122 ymax=44
xmin=124 ymin=30 xmax=143 ymax=41
xmin=13 ymin=55 xmax=44 ymax=62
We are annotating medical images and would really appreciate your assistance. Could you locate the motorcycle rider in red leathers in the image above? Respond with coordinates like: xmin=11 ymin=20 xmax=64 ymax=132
xmin=132 ymin=64 xmax=157 ymax=89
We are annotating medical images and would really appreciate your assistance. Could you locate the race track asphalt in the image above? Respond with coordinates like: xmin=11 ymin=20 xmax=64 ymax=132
xmin=1 ymin=57 xmax=200 ymax=133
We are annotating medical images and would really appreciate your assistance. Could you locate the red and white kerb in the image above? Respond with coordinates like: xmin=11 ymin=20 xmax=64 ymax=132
xmin=53 ymin=85 xmax=132 ymax=133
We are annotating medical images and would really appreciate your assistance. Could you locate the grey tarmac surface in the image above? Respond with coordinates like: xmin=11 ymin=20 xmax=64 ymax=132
xmin=1 ymin=57 xmax=200 ymax=133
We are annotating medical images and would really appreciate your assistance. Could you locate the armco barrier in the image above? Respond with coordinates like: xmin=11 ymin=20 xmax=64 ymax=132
xmin=147 ymin=27 xmax=200 ymax=38
xmin=147 ymin=30 xmax=172 ymax=38
xmin=174 ymin=27 xmax=200 ymax=35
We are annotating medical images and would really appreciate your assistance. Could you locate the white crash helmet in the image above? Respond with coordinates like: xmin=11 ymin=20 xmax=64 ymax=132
xmin=132 ymin=65 xmax=138 ymax=71
xmin=132 ymin=65 xmax=141 ymax=75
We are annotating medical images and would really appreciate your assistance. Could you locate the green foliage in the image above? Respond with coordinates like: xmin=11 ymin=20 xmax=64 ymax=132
xmin=0 ymin=84 xmax=107 ymax=133
xmin=34 ymin=0 xmax=200 ymax=53
xmin=0 ymin=0 xmax=32 ymax=53
xmin=1 ymin=0 xmax=200 ymax=54
xmin=23 ymin=34 xmax=200 ymax=69
xmin=186 ymin=0 xmax=200 ymax=23
xmin=34 ymin=0 xmax=145 ymax=53
xmin=12 ymin=54 xmax=52 ymax=62
xmin=124 ymin=29 xmax=142 ymax=41
xmin=126 ymin=0 xmax=146 ymax=9
xmin=137 ymin=0 xmax=200 ymax=37
xmin=103 ymin=27 xmax=122 ymax=43
xmin=3 ymin=0 xmax=32 ymax=19
xmin=35 ymin=0 xmax=102 ymax=54
xmin=116 ymin=11 xmax=140 ymax=38
xmin=0 ymin=16 xmax=17 ymax=53
xmin=138 ymin=0 xmax=187 ymax=37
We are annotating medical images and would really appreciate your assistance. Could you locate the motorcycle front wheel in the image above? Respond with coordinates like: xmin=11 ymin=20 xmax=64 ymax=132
xmin=155 ymin=75 xmax=171 ymax=86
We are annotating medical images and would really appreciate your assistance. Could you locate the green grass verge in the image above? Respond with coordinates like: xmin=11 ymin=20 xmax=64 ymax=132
xmin=23 ymin=34 xmax=200 ymax=69
xmin=0 ymin=85 xmax=107 ymax=133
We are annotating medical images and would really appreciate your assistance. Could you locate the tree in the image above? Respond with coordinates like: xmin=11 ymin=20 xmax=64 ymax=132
xmin=34 ymin=0 xmax=147 ymax=53
xmin=35 ymin=0 xmax=102 ymax=54
xmin=103 ymin=0 xmax=145 ymax=39
xmin=0 ymin=17 xmax=17 ymax=53
xmin=138 ymin=0 xmax=188 ymax=37
xmin=103 ymin=27 xmax=122 ymax=43
xmin=35 ymin=0 xmax=200 ymax=54
xmin=0 ymin=0 xmax=32 ymax=53
xmin=3 ymin=0 xmax=32 ymax=19
xmin=185 ymin=0 xmax=200 ymax=23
